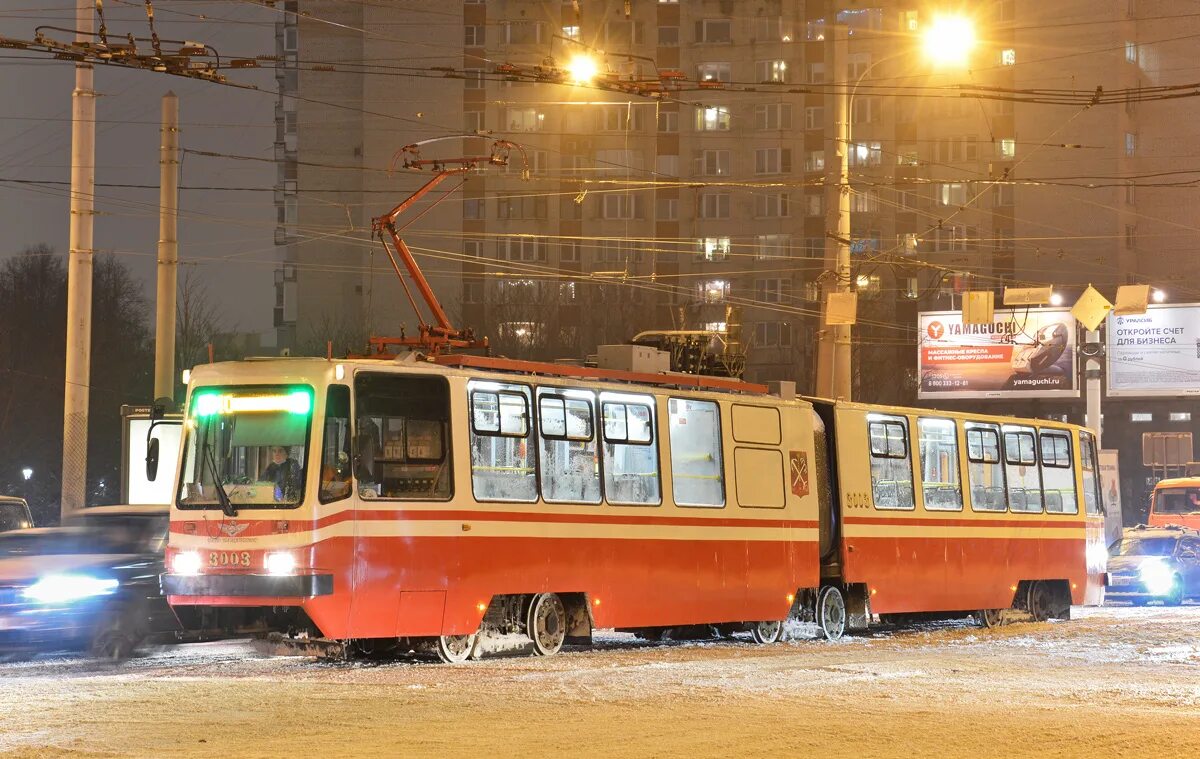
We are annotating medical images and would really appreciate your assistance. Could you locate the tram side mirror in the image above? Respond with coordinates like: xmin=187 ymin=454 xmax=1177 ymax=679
xmin=146 ymin=437 xmax=161 ymax=482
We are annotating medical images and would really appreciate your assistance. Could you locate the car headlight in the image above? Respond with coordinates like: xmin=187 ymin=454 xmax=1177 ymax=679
xmin=21 ymin=574 xmax=119 ymax=604
xmin=172 ymin=550 xmax=203 ymax=576
xmin=264 ymin=552 xmax=296 ymax=576
xmin=1138 ymin=558 xmax=1177 ymax=596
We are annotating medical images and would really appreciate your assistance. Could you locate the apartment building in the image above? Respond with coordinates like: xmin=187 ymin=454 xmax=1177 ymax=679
xmin=273 ymin=0 xmax=1200 ymax=420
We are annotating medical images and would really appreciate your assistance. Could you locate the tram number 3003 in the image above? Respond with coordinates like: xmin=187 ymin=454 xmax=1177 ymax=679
xmin=209 ymin=551 xmax=252 ymax=568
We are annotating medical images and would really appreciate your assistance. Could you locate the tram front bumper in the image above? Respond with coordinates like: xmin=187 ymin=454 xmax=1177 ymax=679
xmin=161 ymin=573 xmax=333 ymax=598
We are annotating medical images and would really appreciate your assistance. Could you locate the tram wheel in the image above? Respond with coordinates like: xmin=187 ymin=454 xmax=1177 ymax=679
xmin=434 ymin=633 xmax=478 ymax=664
xmin=750 ymin=620 xmax=785 ymax=644
xmin=975 ymin=608 xmax=1005 ymax=629
xmin=527 ymin=593 xmax=567 ymax=656
xmin=1027 ymin=581 xmax=1054 ymax=622
xmin=815 ymin=585 xmax=846 ymax=641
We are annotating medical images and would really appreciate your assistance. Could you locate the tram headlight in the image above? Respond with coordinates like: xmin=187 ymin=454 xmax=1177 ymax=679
xmin=1138 ymin=558 xmax=1176 ymax=596
xmin=264 ymin=552 xmax=296 ymax=577
xmin=172 ymin=550 xmax=203 ymax=577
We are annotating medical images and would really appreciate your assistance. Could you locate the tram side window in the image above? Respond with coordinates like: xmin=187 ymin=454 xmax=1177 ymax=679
xmin=537 ymin=390 xmax=601 ymax=504
xmin=601 ymin=394 xmax=661 ymax=506
xmin=918 ymin=418 xmax=962 ymax=511
xmin=469 ymin=383 xmax=536 ymax=502
xmin=354 ymin=373 xmax=452 ymax=500
xmin=1079 ymin=431 xmax=1104 ymax=516
xmin=966 ymin=425 xmax=1007 ymax=512
xmin=319 ymin=385 xmax=352 ymax=504
xmin=1003 ymin=428 xmax=1043 ymax=512
xmin=668 ymin=398 xmax=725 ymax=508
xmin=868 ymin=417 xmax=914 ymax=510
xmin=1039 ymin=431 xmax=1077 ymax=514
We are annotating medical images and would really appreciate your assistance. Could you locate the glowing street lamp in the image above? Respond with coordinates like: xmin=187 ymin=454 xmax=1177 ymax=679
xmin=21 ymin=467 xmax=33 ymax=481
xmin=565 ymin=54 xmax=600 ymax=85
xmin=923 ymin=15 xmax=977 ymax=68
xmin=1152 ymin=289 xmax=1167 ymax=303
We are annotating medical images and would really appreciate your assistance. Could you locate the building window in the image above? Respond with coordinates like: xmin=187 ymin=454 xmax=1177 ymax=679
xmin=464 ymin=240 xmax=483 ymax=258
xmin=700 ymin=149 xmax=730 ymax=176
xmin=1170 ymin=412 xmax=1192 ymax=422
xmin=993 ymin=184 xmax=1014 ymax=206
xmin=1000 ymin=48 xmax=1016 ymax=65
xmin=849 ymin=142 xmax=882 ymax=167
xmin=601 ymin=105 xmax=644 ymax=132
xmin=463 ymin=198 xmax=485 ymax=220
xmin=658 ymin=26 xmax=679 ymax=46
xmin=856 ymin=274 xmax=882 ymax=298
xmin=806 ymin=18 xmax=826 ymax=41
xmin=699 ymin=192 xmax=730 ymax=219
xmin=850 ymin=189 xmax=879 ymax=213
xmin=505 ymin=108 xmax=544 ymax=131
xmin=804 ymin=238 xmax=825 ymax=260
xmin=938 ymin=182 xmax=968 ymax=206
xmin=696 ymin=106 xmax=731 ymax=131
xmin=1125 ymin=41 xmax=1137 ymax=63
xmin=805 ymin=150 xmax=825 ymax=172
xmin=754 ymin=147 xmax=790 ymax=174
xmin=756 ymin=60 xmax=788 ymax=83
xmin=497 ymin=239 xmax=549 ymax=261
xmin=1130 ymin=412 xmax=1153 ymax=423
xmin=755 ymin=278 xmax=792 ymax=304
xmin=697 ymin=237 xmax=731 ymax=261
xmin=1125 ymin=132 xmax=1137 ymax=156
xmin=463 ymin=68 xmax=485 ymax=90
xmin=837 ymin=8 xmax=884 ymax=33
xmin=754 ymin=103 xmax=791 ymax=130
xmin=756 ymin=234 xmax=791 ymax=260
xmin=997 ymin=138 xmax=1016 ymax=159
xmin=804 ymin=193 xmax=822 ymax=217
xmin=806 ymin=62 xmax=825 ymax=83
xmin=699 ymin=279 xmax=730 ymax=303
xmin=464 ymin=25 xmax=485 ymax=47
xmin=497 ymin=195 xmax=548 ymax=220
xmin=804 ymin=106 xmax=825 ymax=130
xmin=604 ymin=20 xmax=644 ymax=46
xmin=561 ymin=241 xmax=581 ymax=263
xmin=602 ymin=194 xmax=637 ymax=220
xmin=755 ymin=192 xmax=789 ymax=218
xmin=463 ymin=281 xmax=483 ymax=304
xmin=561 ymin=25 xmax=581 ymax=41
xmin=656 ymin=197 xmax=679 ymax=221
xmin=657 ymin=110 xmax=679 ymax=133
xmin=697 ymin=19 xmax=732 ymax=43
xmin=1125 ymin=182 xmax=1136 ymax=205
xmin=851 ymin=96 xmax=880 ymax=124
xmin=696 ymin=62 xmax=732 ymax=82
xmin=502 ymin=20 xmax=544 ymax=45
xmin=754 ymin=322 xmax=792 ymax=347
xmin=655 ymin=154 xmax=679 ymax=177
xmin=1125 ymin=224 xmax=1137 ymax=249
xmin=464 ymin=111 xmax=485 ymax=132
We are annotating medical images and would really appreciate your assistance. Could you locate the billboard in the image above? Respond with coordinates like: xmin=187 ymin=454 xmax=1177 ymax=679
xmin=917 ymin=308 xmax=1079 ymax=399
xmin=1106 ymin=303 xmax=1200 ymax=397
xmin=1099 ymin=450 xmax=1124 ymax=548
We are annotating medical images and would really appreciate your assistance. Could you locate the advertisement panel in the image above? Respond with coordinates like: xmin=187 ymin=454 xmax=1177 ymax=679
xmin=917 ymin=308 xmax=1079 ymax=399
xmin=1106 ymin=303 xmax=1200 ymax=397
xmin=1099 ymin=449 xmax=1124 ymax=549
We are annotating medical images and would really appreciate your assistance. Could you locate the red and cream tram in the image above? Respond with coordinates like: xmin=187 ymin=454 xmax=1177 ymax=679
xmin=161 ymin=353 xmax=1107 ymax=660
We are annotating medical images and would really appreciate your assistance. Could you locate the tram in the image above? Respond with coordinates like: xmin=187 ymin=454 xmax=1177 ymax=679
xmin=159 ymin=140 xmax=1107 ymax=660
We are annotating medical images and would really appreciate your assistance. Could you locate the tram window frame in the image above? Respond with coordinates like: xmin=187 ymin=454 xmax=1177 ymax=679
xmin=468 ymin=381 xmax=537 ymax=503
xmin=1002 ymin=427 xmax=1043 ymax=513
xmin=1039 ymin=430 xmax=1077 ymax=514
xmin=668 ymin=397 xmax=726 ymax=509
xmin=599 ymin=392 xmax=662 ymax=507
xmin=1079 ymin=431 xmax=1104 ymax=516
xmin=536 ymin=388 xmax=602 ymax=505
xmin=965 ymin=424 xmax=1007 ymax=512
xmin=867 ymin=415 xmax=916 ymax=511
xmin=917 ymin=417 xmax=963 ymax=512
xmin=353 ymin=372 xmax=453 ymax=502
xmin=318 ymin=384 xmax=352 ymax=504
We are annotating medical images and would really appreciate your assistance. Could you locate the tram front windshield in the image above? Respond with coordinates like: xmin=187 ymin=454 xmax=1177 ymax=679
xmin=177 ymin=386 xmax=313 ymax=509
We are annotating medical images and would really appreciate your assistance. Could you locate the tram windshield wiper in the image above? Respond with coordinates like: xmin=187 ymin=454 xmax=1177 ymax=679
xmin=203 ymin=438 xmax=237 ymax=518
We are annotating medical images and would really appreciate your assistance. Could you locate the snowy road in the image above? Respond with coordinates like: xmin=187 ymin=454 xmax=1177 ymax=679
xmin=1 ymin=606 xmax=1198 ymax=758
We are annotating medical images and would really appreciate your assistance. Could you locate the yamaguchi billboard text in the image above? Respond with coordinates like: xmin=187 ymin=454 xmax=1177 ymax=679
xmin=918 ymin=309 xmax=1079 ymax=399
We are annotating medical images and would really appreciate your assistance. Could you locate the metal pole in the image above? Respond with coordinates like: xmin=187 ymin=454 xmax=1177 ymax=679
xmin=1085 ymin=328 xmax=1103 ymax=447
xmin=61 ymin=0 xmax=95 ymax=521
xmin=154 ymin=92 xmax=179 ymax=402
xmin=831 ymin=27 xmax=853 ymax=402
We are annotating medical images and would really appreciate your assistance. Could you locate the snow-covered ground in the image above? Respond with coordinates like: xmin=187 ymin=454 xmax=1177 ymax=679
xmin=1 ymin=605 xmax=1198 ymax=758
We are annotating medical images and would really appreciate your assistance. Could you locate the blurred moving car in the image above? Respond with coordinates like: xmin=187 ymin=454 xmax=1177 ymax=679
xmin=0 ymin=505 xmax=180 ymax=659
xmin=1107 ymin=525 xmax=1200 ymax=606
xmin=0 ymin=497 xmax=33 ymax=533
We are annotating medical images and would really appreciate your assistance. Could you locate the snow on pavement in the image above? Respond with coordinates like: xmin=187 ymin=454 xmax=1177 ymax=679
xmin=0 ymin=605 xmax=1198 ymax=758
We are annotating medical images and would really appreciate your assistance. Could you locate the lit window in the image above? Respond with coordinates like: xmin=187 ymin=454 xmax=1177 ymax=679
xmin=1170 ymin=412 xmax=1192 ymax=422
xmin=999 ymin=138 xmax=1016 ymax=159
xmin=805 ymin=150 xmax=825 ymax=171
xmin=1000 ymin=48 xmax=1016 ymax=65
xmin=562 ymin=25 xmax=581 ymax=41
xmin=1125 ymin=41 xmax=1137 ymax=63
xmin=939 ymin=182 xmax=968 ymax=206
xmin=696 ymin=106 xmax=731 ymax=131
xmin=1130 ymin=412 xmax=1153 ymax=423
xmin=699 ymin=280 xmax=730 ymax=303
xmin=1125 ymin=132 xmax=1137 ymax=156
xmin=756 ymin=60 xmax=788 ymax=83
xmin=696 ymin=62 xmax=732 ymax=82
xmin=697 ymin=237 xmax=731 ymax=261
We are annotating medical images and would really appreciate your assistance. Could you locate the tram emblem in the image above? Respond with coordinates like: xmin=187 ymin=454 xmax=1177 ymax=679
xmin=789 ymin=451 xmax=809 ymax=497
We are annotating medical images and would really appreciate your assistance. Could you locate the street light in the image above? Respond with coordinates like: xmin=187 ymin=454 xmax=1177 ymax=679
xmin=1049 ymin=292 xmax=1064 ymax=306
xmin=1152 ymin=289 xmax=1167 ymax=303
xmin=565 ymin=54 xmax=600 ymax=85
xmin=816 ymin=17 xmax=976 ymax=401
xmin=21 ymin=467 xmax=33 ymax=481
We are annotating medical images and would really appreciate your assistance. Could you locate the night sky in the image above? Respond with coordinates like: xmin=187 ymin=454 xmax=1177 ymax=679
xmin=0 ymin=1 xmax=280 ymax=335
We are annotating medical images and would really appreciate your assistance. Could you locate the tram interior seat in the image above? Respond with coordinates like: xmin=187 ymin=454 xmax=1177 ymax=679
xmin=972 ymin=486 xmax=1006 ymax=511
xmin=1044 ymin=491 xmax=1065 ymax=513
xmin=871 ymin=480 xmax=914 ymax=510
xmin=924 ymin=485 xmax=960 ymax=509
xmin=607 ymin=473 xmax=655 ymax=504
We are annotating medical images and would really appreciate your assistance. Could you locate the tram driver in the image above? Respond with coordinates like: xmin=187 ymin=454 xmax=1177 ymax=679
xmin=261 ymin=445 xmax=301 ymax=501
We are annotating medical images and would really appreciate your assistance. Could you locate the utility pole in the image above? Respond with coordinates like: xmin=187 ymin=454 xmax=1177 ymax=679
xmin=815 ymin=29 xmax=852 ymax=401
xmin=1085 ymin=328 xmax=1103 ymax=446
xmin=61 ymin=0 xmax=96 ymax=521
xmin=154 ymin=92 xmax=180 ymax=403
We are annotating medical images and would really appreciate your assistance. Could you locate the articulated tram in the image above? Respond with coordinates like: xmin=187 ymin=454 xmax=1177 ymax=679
xmin=160 ymin=351 xmax=1107 ymax=660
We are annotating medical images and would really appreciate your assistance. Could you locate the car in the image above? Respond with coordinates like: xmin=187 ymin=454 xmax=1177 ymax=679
xmin=1106 ymin=525 xmax=1200 ymax=606
xmin=0 ymin=496 xmax=33 ymax=533
xmin=0 ymin=504 xmax=181 ymax=659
